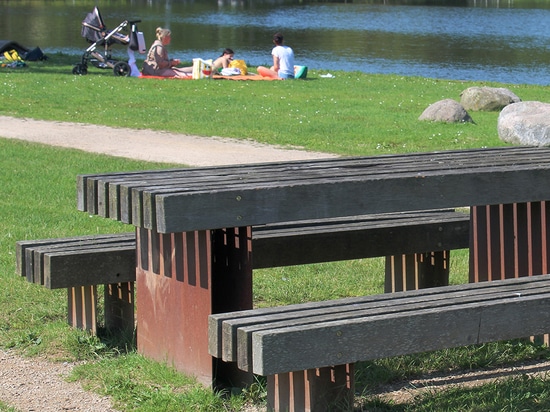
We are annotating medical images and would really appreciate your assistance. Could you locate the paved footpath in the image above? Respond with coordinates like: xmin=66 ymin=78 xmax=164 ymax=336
xmin=0 ymin=116 xmax=337 ymax=166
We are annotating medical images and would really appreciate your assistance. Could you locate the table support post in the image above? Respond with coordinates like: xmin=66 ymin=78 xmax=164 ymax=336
xmin=470 ymin=202 xmax=550 ymax=281
xmin=470 ymin=201 xmax=550 ymax=344
xmin=104 ymin=281 xmax=134 ymax=334
xmin=135 ymin=226 xmax=253 ymax=387
xmin=385 ymin=251 xmax=450 ymax=293
xmin=267 ymin=364 xmax=354 ymax=412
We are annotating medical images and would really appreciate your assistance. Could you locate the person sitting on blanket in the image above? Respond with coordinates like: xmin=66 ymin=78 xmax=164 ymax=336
xmin=257 ymin=32 xmax=295 ymax=79
xmin=212 ymin=48 xmax=234 ymax=73
xmin=142 ymin=27 xmax=192 ymax=78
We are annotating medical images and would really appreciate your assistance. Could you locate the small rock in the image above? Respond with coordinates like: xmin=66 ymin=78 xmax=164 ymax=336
xmin=460 ymin=86 xmax=521 ymax=111
xmin=419 ymin=99 xmax=474 ymax=123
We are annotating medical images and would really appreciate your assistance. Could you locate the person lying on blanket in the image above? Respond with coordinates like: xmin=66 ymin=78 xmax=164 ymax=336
xmin=212 ymin=48 xmax=234 ymax=73
xmin=142 ymin=27 xmax=192 ymax=78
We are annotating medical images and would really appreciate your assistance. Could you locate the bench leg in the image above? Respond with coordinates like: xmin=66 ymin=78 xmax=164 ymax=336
xmin=267 ymin=364 xmax=354 ymax=412
xmin=68 ymin=285 xmax=97 ymax=334
xmin=385 ymin=251 xmax=450 ymax=293
xmin=67 ymin=283 xmax=135 ymax=335
xmin=104 ymin=282 xmax=135 ymax=333
xmin=470 ymin=202 xmax=550 ymax=344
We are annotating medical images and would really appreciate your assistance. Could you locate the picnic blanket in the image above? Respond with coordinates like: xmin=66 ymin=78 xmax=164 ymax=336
xmin=139 ymin=73 xmax=280 ymax=81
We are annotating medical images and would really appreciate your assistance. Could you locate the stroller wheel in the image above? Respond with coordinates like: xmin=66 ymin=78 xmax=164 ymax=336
xmin=113 ymin=61 xmax=130 ymax=77
xmin=72 ymin=64 xmax=88 ymax=75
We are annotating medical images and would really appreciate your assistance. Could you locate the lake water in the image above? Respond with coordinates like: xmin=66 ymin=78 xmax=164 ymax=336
xmin=1 ymin=0 xmax=550 ymax=85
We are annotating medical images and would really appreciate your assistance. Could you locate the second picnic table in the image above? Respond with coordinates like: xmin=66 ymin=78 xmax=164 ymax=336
xmin=77 ymin=146 xmax=550 ymax=387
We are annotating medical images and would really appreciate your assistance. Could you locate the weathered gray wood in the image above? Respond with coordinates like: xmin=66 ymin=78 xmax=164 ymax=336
xmin=17 ymin=211 xmax=469 ymax=287
xmin=16 ymin=233 xmax=135 ymax=281
xmin=241 ymin=285 xmax=550 ymax=372
xmin=252 ymin=292 xmax=550 ymax=376
xmin=208 ymin=275 xmax=542 ymax=360
xmin=76 ymin=147 xmax=550 ymax=233
xmin=240 ymin=280 xmax=546 ymax=364
xmin=208 ymin=275 xmax=550 ymax=376
xmin=44 ymin=247 xmax=136 ymax=289
xmin=16 ymin=233 xmax=135 ymax=286
xmin=252 ymin=210 xmax=469 ymax=268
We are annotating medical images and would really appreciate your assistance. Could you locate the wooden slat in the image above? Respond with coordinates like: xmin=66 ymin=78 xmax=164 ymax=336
xmin=76 ymin=147 xmax=550 ymax=233
xmin=16 ymin=210 xmax=469 ymax=284
xmin=156 ymin=168 xmax=549 ymax=233
xmin=208 ymin=275 xmax=550 ymax=375
xmin=208 ymin=275 xmax=546 ymax=360
xmin=252 ymin=290 xmax=550 ymax=375
xmin=252 ymin=210 xmax=469 ymax=268
xmin=239 ymin=284 xmax=550 ymax=371
xmin=44 ymin=247 xmax=136 ymax=289
xmin=16 ymin=233 xmax=135 ymax=282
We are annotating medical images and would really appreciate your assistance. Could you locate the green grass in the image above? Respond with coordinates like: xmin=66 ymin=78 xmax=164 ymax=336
xmin=4 ymin=53 xmax=546 ymax=156
xmin=0 ymin=403 xmax=18 ymax=412
xmin=1 ymin=54 xmax=550 ymax=411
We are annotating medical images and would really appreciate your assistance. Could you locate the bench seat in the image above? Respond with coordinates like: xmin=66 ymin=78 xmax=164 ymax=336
xmin=16 ymin=233 xmax=136 ymax=334
xmin=209 ymin=274 xmax=550 ymax=411
xmin=253 ymin=209 xmax=469 ymax=293
xmin=16 ymin=233 xmax=136 ymax=288
xmin=15 ymin=210 xmax=469 ymax=334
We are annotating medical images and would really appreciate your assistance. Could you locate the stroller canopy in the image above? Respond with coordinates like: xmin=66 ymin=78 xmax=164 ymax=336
xmin=81 ymin=7 xmax=129 ymax=45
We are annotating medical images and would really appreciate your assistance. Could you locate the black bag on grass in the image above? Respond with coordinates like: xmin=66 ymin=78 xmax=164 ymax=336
xmin=24 ymin=47 xmax=47 ymax=61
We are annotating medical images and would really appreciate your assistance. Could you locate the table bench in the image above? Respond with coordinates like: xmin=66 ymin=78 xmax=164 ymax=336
xmin=76 ymin=146 xmax=550 ymax=390
xmin=15 ymin=233 xmax=136 ymax=334
xmin=209 ymin=274 xmax=550 ymax=411
xmin=15 ymin=210 xmax=469 ymax=333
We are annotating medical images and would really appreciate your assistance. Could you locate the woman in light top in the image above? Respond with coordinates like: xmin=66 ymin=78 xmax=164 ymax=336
xmin=142 ymin=27 xmax=192 ymax=78
xmin=270 ymin=33 xmax=294 ymax=79
xmin=257 ymin=33 xmax=295 ymax=79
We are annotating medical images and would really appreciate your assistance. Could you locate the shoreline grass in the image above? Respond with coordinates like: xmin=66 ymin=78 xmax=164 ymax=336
xmin=1 ymin=53 xmax=550 ymax=411
xmin=4 ymin=53 xmax=546 ymax=157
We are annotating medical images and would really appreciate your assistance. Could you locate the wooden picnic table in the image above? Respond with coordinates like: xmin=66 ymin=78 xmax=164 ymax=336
xmin=77 ymin=146 xmax=550 ymax=387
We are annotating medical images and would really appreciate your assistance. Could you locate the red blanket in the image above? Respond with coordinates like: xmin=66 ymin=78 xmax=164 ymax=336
xmin=138 ymin=73 xmax=280 ymax=81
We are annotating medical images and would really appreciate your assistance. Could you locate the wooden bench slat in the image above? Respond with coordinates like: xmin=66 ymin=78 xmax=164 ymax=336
xmin=75 ymin=147 xmax=550 ymax=232
xmin=209 ymin=275 xmax=549 ymax=361
xmin=252 ymin=290 xmax=550 ymax=376
xmin=252 ymin=210 xmax=469 ymax=268
xmin=44 ymin=247 xmax=136 ymax=289
xmin=209 ymin=275 xmax=550 ymax=376
xmin=226 ymin=283 xmax=550 ymax=365
xmin=239 ymin=285 xmax=550 ymax=372
xmin=17 ymin=210 xmax=469 ymax=285
xmin=16 ymin=232 xmax=135 ymax=277
xmin=37 ymin=241 xmax=135 ymax=286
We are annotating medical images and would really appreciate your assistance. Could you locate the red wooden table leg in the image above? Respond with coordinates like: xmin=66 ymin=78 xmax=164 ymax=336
xmin=470 ymin=201 xmax=550 ymax=344
xmin=268 ymin=364 xmax=354 ymax=412
xmin=135 ymin=226 xmax=253 ymax=387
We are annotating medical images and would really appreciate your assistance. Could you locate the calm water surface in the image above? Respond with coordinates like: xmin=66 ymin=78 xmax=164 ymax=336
xmin=1 ymin=0 xmax=550 ymax=85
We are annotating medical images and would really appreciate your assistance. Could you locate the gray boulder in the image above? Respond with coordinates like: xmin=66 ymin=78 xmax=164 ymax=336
xmin=419 ymin=99 xmax=474 ymax=123
xmin=460 ymin=86 xmax=521 ymax=111
xmin=498 ymin=101 xmax=550 ymax=146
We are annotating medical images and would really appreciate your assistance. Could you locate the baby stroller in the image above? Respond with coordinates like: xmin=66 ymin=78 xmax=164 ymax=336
xmin=73 ymin=7 xmax=145 ymax=76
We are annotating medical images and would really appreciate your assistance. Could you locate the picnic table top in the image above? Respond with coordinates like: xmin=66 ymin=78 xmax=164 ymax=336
xmin=78 ymin=146 xmax=550 ymax=233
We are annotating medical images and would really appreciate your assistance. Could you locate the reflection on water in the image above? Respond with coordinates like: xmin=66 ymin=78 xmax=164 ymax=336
xmin=1 ymin=0 xmax=549 ymax=85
